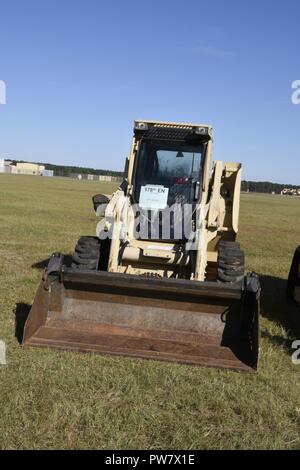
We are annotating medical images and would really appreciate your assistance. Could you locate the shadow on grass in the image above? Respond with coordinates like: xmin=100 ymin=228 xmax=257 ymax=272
xmin=31 ymin=255 xmax=73 ymax=270
xmin=14 ymin=255 xmax=73 ymax=343
xmin=14 ymin=303 xmax=31 ymax=344
xmin=259 ymin=275 xmax=300 ymax=353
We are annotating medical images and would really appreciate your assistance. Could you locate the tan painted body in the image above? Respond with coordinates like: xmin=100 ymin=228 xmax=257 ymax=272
xmin=101 ymin=120 xmax=242 ymax=282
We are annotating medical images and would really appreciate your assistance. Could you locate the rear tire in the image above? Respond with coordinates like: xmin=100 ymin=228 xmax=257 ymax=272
xmin=217 ymin=241 xmax=245 ymax=284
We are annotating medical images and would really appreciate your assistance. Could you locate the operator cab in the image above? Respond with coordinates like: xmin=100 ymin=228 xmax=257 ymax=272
xmin=134 ymin=140 xmax=204 ymax=208
xmin=131 ymin=121 xmax=211 ymax=240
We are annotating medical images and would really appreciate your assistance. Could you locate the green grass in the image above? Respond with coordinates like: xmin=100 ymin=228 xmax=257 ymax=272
xmin=1 ymin=174 xmax=300 ymax=450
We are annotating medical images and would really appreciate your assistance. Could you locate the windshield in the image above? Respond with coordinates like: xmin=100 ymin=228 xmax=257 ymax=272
xmin=134 ymin=140 xmax=204 ymax=208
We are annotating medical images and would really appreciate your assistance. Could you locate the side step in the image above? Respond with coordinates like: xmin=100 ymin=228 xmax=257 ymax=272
xmin=23 ymin=254 xmax=260 ymax=372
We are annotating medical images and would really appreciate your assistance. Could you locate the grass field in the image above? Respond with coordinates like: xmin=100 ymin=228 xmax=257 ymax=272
xmin=1 ymin=174 xmax=300 ymax=450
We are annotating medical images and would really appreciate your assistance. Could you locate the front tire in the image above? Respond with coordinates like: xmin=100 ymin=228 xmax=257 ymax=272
xmin=71 ymin=236 xmax=101 ymax=270
xmin=217 ymin=241 xmax=245 ymax=284
xmin=71 ymin=236 xmax=111 ymax=271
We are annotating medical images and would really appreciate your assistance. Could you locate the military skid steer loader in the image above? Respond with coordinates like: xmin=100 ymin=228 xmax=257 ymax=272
xmin=24 ymin=120 xmax=260 ymax=371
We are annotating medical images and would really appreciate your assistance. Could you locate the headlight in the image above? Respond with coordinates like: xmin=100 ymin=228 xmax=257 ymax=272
xmin=195 ymin=127 xmax=208 ymax=135
xmin=135 ymin=122 xmax=148 ymax=131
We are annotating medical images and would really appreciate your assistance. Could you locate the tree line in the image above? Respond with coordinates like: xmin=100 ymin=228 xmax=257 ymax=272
xmin=241 ymin=181 xmax=300 ymax=194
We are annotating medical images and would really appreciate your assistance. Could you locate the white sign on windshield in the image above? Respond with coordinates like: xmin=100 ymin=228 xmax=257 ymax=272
xmin=139 ymin=185 xmax=169 ymax=209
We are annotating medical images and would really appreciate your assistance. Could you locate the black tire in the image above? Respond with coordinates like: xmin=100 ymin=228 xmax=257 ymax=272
xmin=217 ymin=263 xmax=244 ymax=275
xmin=71 ymin=236 xmax=111 ymax=271
xmin=71 ymin=236 xmax=101 ymax=270
xmin=218 ymin=256 xmax=244 ymax=270
xmin=92 ymin=194 xmax=110 ymax=213
xmin=218 ymin=252 xmax=244 ymax=262
xmin=75 ymin=236 xmax=99 ymax=246
xmin=217 ymin=241 xmax=245 ymax=284
xmin=75 ymin=243 xmax=100 ymax=257
xmin=219 ymin=240 xmax=240 ymax=249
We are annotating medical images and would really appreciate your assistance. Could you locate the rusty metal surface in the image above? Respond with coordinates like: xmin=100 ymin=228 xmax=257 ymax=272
xmin=23 ymin=268 xmax=259 ymax=372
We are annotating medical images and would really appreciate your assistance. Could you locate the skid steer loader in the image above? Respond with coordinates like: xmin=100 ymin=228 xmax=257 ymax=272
xmin=23 ymin=120 xmax=260 ymax=371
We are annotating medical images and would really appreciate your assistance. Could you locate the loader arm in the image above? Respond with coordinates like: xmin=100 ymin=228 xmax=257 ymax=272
xmin=194 ymin=161 xmax=242 ymax=281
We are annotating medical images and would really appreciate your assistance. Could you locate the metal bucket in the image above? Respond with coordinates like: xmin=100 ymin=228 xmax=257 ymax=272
xmin=23 ymin=254 xmax=260 ymax=371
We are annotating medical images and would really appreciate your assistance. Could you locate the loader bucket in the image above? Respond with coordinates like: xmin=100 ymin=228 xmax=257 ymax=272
xmin=23 ymin=254 xmax=260 ymax=371
xmin=287 ymin=246 xmax=300 ymax=306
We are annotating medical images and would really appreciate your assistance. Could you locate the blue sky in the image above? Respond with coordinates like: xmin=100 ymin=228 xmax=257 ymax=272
xmin=0 ymin=0 xmax=299 ymax=183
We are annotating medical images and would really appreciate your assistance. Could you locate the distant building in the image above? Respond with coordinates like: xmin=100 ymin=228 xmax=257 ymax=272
xmin=99 ymin=175 xmax=109 ymax=181
xmin=0 ymin=158 xmax=5 ymax=173
xmin=0 ymin=158 xmax=13 ymax=174
xmin=13 ymin=162 xmax=45 ymax=175
xmin=98 ymin=175 xmax=122 ymax=182
xmin=70 ymin=173 xmax=122 ymax=182
xmin=42 ymin=169 xmax=54 ymax=177
xmin=0 ymin=160 xmax=55 ymax=176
